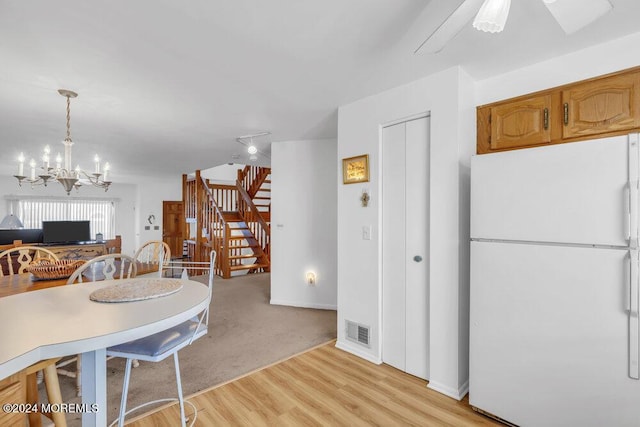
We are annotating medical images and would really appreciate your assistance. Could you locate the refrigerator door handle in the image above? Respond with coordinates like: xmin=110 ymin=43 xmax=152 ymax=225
xmin=626 ymin=184 xmax=632 ymax=244
xmin=630 ymin=181 xmax=639 ymax=249
xmin=629 ymin=249 xmax=639 ymax=379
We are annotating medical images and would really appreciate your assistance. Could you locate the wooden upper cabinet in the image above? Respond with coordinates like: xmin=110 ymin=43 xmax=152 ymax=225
xmin=477 ymin=66 xmax=640 ymax=154
xmin=489 ymin=95 xmax=552 ymax=151
xmin=562 ymin=72 xmax=640 ymax=139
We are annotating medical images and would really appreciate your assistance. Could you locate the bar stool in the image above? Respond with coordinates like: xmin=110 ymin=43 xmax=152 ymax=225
xmin=25 ymin=358 xmax=67 ymax=427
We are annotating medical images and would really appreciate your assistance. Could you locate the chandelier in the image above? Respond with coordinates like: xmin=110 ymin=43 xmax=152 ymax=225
xmin=14 ymin=89 xmax=111 ymax=195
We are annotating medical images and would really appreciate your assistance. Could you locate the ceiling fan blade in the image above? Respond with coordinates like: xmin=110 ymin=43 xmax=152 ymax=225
xmin=542 ymin=0 xmax=613 ymax=34
xmin=415 ymin=0 xmax=485 ymax=54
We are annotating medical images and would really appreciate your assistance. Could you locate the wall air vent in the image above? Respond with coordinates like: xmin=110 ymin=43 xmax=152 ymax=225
xmin=346 ymin=320 xmax=370 ymax=347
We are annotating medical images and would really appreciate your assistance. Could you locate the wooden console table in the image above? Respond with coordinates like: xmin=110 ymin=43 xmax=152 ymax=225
xmin=46 ymin=243 xmax=107 ymax=260
xmin=0 ymin=235 xmax=122 ymax=259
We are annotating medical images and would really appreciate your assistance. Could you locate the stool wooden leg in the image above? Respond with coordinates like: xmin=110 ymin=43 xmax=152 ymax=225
xmin=76 ymin=354 xmax=82 ymax=397
xmin=26 ymin=372 xmax=42 ymax=427
xmin=43 ymin=363 xmax=67 ymax=427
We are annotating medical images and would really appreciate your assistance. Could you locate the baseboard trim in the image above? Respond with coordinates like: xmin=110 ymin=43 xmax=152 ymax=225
xmin=457 ymin=379 xmax=469 ymax=399
xmin=335 ymin=339 xmax=382 ymax=365
xmin=269 ymin=299 xmax=337 ymax=310
xmin=427 ymin=379 xmax=468 ymax=401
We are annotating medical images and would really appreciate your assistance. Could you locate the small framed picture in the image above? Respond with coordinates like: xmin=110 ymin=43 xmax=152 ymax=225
xmin=342 ymin=154 xmax=369 ymax=184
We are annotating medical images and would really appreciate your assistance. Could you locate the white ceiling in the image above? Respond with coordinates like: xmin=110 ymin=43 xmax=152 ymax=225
xmin=1 ymin=0 xmax=639 ymax=182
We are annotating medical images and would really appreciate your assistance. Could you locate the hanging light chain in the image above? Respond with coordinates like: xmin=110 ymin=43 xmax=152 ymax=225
xmin=66 ymin=94 xmax=72 ymax=142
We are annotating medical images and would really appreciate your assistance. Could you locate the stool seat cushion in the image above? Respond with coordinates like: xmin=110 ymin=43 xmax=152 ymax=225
xmin=108 ymin=320 xmax=207 ymax=358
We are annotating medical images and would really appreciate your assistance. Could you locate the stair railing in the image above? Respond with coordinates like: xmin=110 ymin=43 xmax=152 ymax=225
xmin=184 ymin=175 xmax=197 ymax=219
xmin=236 ymin=180 xmax=271 ymax=267
xmin=238 ymin=166 xmax=271 ymax=198
xmin=207 ymin=183 xmax=237 ymax=212
xmin=198 ymin=175 xmax=230 ymax=278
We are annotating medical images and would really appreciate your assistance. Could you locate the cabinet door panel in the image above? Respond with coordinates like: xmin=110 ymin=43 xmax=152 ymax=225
xmin=0 ymin=372 xmax=26 ymax=426
xmin=490 ymin=95 xmax=551 ymax=151
xmin=563 ymin=73 xmax=640 ymax=138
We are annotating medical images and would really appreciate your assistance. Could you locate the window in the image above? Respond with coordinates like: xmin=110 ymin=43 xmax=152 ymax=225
xmin=7 ymin=197 xmax=117 ymax=239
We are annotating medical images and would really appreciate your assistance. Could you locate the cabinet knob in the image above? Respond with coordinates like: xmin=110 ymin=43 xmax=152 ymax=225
xmin=563 ymin=103 xmax=569 ymax=125
xmin=413 ymin=255 xmax=423 ymax=263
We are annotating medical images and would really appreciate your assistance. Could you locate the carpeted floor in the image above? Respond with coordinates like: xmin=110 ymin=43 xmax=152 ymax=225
xmin=45 ymin=272 xmax=336 ymax=426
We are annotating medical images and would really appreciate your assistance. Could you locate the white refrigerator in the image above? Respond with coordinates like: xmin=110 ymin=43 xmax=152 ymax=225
xmin=470 ymin=134 xmax=640 ymax=426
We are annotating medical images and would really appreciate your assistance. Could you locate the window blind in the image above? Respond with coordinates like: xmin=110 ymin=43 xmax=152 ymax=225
xmin=10 ymin=197 xmax=116 ymax=239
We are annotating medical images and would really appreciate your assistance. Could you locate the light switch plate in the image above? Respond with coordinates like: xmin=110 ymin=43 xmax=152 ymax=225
xmin=362 ymin=225 xmax=372 ymax=240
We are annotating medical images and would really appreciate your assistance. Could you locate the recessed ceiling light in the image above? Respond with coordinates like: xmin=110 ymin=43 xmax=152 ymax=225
xmin=247 ymin=145 xmax=258 ymax=155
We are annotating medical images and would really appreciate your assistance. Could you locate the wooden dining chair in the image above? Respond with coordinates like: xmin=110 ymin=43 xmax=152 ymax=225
xmin=105 ymin=235 xmax=122 ymax=254
xmin=0 ymin=246 xmax=66 ymax=425
xmin=0 ymin=246 xmax=59 ymax=276
xmin=107 ymin=250 xmax=216 ymax=427
xmin=66 ymin=253 xmax=137 ymax=284
xmin=60 ymin=253 xmax=138 ymax=396
xmin=133 ymin=240 xmax=170 ymax=277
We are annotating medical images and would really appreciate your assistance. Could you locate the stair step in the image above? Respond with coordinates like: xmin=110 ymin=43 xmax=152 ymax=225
xmin=258 ymin=188 xmax=271 ymax=192
xmin=230 ymin=263 xmax=269 ymax=272
xmin=222 ymin=211 xmax=242 ymax=221
xmin=263 ymin=180 xmax=271 ymax=184
xmin=228 ymin=244 xmax=259 ymax=249
xmin=228 ymin=254 xmax=258 ymax=260
xmin=253 ymin=196 xmax=270 ymax=200
xmin=228 ymin=236 xmax=259 ymax=242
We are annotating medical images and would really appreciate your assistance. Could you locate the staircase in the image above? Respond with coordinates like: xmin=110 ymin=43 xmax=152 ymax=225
xmin=237 ymin=165 xmax=271 ymax=222
xmin=183 ymin=166 xmax=271 ymax=278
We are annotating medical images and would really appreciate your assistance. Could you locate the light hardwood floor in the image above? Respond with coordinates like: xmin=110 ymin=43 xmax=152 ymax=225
xmin=129 ymin=341 xmax=501 ymax=426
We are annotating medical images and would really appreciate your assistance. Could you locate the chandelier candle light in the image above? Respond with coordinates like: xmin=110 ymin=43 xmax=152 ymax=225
xmin=14 ymin=89 xmax=111 ymax=195
xmin=473 ymin=0 xmax=511 ymax=33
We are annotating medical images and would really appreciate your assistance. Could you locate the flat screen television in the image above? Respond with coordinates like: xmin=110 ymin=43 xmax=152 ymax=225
xmin=42 ymin=221 xmax=91 ymax=244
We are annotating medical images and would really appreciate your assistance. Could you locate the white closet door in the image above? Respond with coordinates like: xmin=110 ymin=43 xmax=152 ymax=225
xmin=405 ymin=117 xmax=429 ymax=379
xmin=382 ymin=116 xmax=430 ymax=380
xmin=382 ymin=121 xmax=407 ymax=372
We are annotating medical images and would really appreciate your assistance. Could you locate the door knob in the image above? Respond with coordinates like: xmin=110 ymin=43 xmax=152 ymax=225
xmin=413 ymin=255 xmax=423 ymax=262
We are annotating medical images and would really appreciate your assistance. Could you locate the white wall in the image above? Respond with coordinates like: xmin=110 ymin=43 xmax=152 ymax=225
xmin=337 ymin=66 xmax=474 ymax=400
xmin=201 ymin=163 xmax=240 ymax=185
xmin=133 ymin=175 xmax=182 ymax=254
xmin=271 ymin=139 xmax=337 ymax=310
xmin=475 ymin=32 xmax=640 ymax=106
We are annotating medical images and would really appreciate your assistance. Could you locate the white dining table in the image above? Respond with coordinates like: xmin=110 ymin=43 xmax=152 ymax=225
xmin=0 ymin=277 xmax=209 ymax=426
